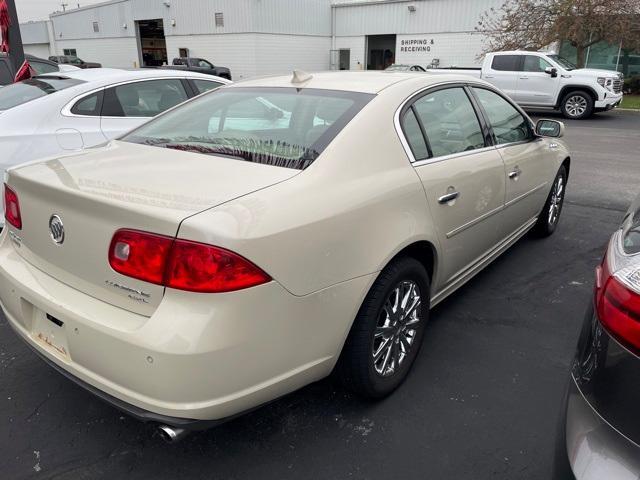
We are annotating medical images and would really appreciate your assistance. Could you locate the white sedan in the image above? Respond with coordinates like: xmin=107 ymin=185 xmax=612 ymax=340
xmin=0 ymin=68 xmax=230 ymax=168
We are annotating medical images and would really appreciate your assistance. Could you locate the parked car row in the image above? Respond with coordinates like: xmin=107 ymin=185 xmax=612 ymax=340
xmin=0 ymin=68 xmax=570 ymax=438
xmin=0 ymin=62 xmax=635 ymax=478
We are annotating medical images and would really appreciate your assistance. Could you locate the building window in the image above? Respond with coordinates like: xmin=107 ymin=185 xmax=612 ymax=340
xmin=63 ymin=48 xmax=77 ymax=56
xmin=215 ymin=12 xmax=224 ymax=27
xmin=93 ymin=21 xmax=99 ymax=33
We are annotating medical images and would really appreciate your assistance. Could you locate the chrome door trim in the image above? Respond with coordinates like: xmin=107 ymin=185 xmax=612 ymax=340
xmin=431 ymin=216 xmax=538 ymax=307
xmin=504 ymin=182 xmax=548 ymax=208
xmin=445 ymin=204 xmax=504 ymax=239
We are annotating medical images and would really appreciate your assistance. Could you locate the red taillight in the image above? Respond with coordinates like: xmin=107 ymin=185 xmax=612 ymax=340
xmin=108 ymin=229 xmax=271 ymax=293
xmin=4 ymin=184 xmax=22 ymax=229
xmin=595 ymin=254 xmax=640 ymax=355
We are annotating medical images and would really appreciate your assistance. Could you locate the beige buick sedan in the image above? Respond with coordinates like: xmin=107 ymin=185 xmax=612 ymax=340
xmin=0 ymin=71 xmax=569 ymax=440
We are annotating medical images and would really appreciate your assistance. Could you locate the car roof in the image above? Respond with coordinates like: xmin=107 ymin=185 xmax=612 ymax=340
xmin=37 ymin=67 xmax=230 ymax=85
xmin=231 ymin=71 xmax=481 ymax=94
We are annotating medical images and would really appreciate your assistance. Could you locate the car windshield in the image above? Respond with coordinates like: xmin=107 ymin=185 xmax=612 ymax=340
xmin=123 ymin=87 xmax=374 ymax=170
xmin=547 ymin=55 xmax=576 ymax=71
xmin=69 ymin=57 xmax=84 ymax=64
xmin=0 ymin=77 xmax=84 ymax=110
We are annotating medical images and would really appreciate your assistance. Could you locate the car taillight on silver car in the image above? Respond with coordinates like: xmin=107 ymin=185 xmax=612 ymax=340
xmin=594 ymin=217 xmax=640 ymax=355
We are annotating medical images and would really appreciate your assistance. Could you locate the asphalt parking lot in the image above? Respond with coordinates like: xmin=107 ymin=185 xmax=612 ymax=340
xmin=1 ymin=110 xmax=639 ymax=480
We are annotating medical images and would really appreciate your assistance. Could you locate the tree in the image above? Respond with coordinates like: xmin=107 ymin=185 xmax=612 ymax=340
xmin=476 ymin=0 xmax=640 ymax=67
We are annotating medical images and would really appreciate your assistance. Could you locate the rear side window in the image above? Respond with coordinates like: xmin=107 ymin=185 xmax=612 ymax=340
xmin=71 ymin=91 xmax=102 ymax=116
xmin=102 ymin=79 xmax=189 ymax=117
xmin=411 ymin=88 xmax=485 ymax=158
xmin=491 ymin=55 xmax=521 ymax=72
xmin=192 ymin=79 xmax=223 ymax=94
xmin=123 ymin=87 xmax=374 ymax=170
xmin=0 ymin=77 xmax=84 ymax=110
xmin=402 ymin=109 xmax=429 ymax=160
xmin=472 ymin=88 xmax=532 ymax=145
xmin=0 ymin=61 xmax=12 ymax=85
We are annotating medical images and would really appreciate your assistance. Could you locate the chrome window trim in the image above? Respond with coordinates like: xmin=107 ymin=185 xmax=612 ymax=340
xmin=412 ymin=146 xmax=497 ymax=167
xmin=394 ymin=81 xmax=533 ymax=166
xmin=61 ymin=76 xmax=215 ymax=119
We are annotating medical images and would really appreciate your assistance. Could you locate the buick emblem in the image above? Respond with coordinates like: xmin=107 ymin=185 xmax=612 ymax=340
xmin=49 ymin=215 xmax=65 ymax=245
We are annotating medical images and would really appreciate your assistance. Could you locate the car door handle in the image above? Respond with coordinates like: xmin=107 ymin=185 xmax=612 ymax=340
xmin=508 ymin=167 xmax=522 ymax=179
xmin=484 ymin=75 xmax=495 ymax=79
xmin=438 ymin=191 xmax=460 ymax=204
xmin=519 ymin=76 xmax=529 ymax=80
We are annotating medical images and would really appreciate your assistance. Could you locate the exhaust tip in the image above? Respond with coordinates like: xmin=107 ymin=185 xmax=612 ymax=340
xmin=157 ymin=425 xmax=189 ymax=444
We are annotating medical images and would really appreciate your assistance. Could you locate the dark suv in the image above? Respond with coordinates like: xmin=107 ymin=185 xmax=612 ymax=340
xmin=160 ymin=57 xmax=231 ymax=80
xmin=49 ymin=55 xmax=102 ymax=69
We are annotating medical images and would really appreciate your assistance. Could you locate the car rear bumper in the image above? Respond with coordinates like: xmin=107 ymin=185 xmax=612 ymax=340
xmin=565 ymin=376 xmax=640 ymax=479
xmin=0 ymin=233 xmax=372 ymax=423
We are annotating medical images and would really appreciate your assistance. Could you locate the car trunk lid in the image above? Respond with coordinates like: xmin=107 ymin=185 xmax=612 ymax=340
xmin=6 ymin=141 xmax=299 ymax=316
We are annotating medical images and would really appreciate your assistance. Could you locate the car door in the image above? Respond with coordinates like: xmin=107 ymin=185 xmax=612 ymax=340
xmin=484 ymin=54 xmax=522 ymax=99
xmin=100 ymin=78 xmax=190 ymax=140
xmin=515 ymin=55 xmax=560 ymax=106
xmin=402 ymin=86 xmax=507 ymax=286
xmin=56 ymin=89 xmax=107 ymax=150
xmin=471 ymin=87 xmax=556 ymax=237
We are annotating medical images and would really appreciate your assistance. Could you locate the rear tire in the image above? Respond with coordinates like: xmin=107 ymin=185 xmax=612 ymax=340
xmin=560 ymin=91 xmax=594 ymax=119
xmin=337 ymin=257 xmax=430 ymax=399
xmin=532 ymin=165 xmax=567 ymax=237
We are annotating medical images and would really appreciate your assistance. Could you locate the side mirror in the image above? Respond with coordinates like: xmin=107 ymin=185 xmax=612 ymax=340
xmin=536 ymin=119 xmax=565 ymax=138
xmin=545 ymin=66 xmax=558 ymax=78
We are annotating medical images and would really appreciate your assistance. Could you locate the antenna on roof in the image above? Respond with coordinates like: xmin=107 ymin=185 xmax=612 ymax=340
xmin=291 ymin=70 xmax=313 ymax=85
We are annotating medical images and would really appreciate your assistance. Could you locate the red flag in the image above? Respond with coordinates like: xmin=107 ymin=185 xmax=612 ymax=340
xmin=0 ymin=0 xmax=10 ymax=54
xmin=14 ymin=60 xmax=34 ymax=82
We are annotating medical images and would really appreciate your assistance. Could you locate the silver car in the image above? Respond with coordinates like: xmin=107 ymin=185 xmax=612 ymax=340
xmin=556 ymin=194 xmax=640 ymax=479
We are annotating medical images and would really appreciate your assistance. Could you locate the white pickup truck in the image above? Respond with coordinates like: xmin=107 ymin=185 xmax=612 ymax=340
xmin=430 ymin=50 xmax=624 ymax=119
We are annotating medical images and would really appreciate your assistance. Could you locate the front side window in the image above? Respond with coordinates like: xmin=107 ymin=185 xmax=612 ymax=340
xmin=123 ymin=87 xmax=373 ymax=170
xmin=523 ymin=55 xmax=552 ymax=73
xmin=102 ymin=79 xmax=189 ymax=117
xmin=411 ymin=87 xmax=485 ymax=158
xmin=472 ymin=88 xmax=532 ymax=145
xmin=491 ymin=55 xmax=521 ymax=72
xmin=197 ymin=59 xmax=213 ymax=68
xmin=192 ymin=79 xmax=224 ymax=94
xmin=0 ymin=77 xmax=84 ymax=110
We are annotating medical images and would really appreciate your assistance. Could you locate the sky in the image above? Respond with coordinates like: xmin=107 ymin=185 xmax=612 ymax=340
xmin=17 ymin=0 xmax=107 ymax=22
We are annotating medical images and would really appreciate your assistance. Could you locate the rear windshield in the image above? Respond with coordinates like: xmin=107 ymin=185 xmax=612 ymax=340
xmin=123 ymin=87 xmax=374 ymax=170
xmin=0 ymin=77 xmax=84 ymax=110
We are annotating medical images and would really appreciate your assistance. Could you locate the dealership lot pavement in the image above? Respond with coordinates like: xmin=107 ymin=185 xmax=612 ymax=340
xmin=1 ymin=110 xmax=638 ymax=480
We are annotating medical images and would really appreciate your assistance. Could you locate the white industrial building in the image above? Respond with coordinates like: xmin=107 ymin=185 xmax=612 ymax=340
xmin=21 ymin=0 xmax=505 ymax=79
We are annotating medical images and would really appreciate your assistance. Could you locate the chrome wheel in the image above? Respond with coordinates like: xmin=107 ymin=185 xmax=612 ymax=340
xmin=548 ymin=175 xmax=564 ymax=226
xmin=565 ymin=95 xmax=588 ymax=118
xmin=372 ymin=280 xmax=422 ymax=377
